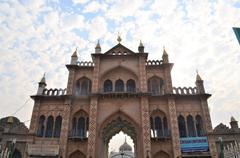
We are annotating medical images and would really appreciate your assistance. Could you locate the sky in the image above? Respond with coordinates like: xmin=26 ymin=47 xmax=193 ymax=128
xmin=0 ymin=0 xmax=240 ymax=152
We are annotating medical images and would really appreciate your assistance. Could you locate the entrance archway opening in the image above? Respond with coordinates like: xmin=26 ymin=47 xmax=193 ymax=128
xmin=108 ymin=131 xmax=134 ymax=158
xmin=101 ymin=116 xmax=138 ymax=158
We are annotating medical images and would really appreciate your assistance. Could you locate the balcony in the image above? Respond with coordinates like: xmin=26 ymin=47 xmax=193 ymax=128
xmin=68 ymin=131 xmax=88 ymax=142
xmin=151 ymin=130 xmax=171 ymax=141
xmin=92 ymin=88 xmax=150 ymax=98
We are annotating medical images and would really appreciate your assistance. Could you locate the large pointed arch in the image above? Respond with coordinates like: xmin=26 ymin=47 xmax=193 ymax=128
xmin=100 ymin=65 xmax=138 ymax=81
xmin=153 ymin=150 xmax=170 ymax=158
xmin=69 ymin=150 xmax=86 ymax=158
xmin=99 ymin=110 xmax=140 ymax=158
xmin=13 ymin=149 xmax=22 ymax=158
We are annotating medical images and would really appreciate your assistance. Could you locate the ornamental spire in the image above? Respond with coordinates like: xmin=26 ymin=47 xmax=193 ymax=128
xmin=162 ymin=46 xmax=169 ymax=63
xmin=71 ymin=48 xmax=78 ymax=65
xmin=138 ymin=40 xmax=144 ymax=53
xmin=40 ymin=73 xmax=46 ymax=84
xmin=95 ymin=40 xmax=101 ymax=53
xmin=196 ymin=70 xmax=202 ymax=81
xmin=117 ymin=32 xmax=122 ymax=43
xmin=72 ymin=47 xmax=78 ymax=57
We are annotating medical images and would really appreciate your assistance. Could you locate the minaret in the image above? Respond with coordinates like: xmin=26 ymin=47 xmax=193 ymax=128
xmin=95 ymin=40 xmax=101 ymax=54
xmin=195 ymin=71 xmax=205 ymax=94
xmin=230 ymin=116 xmax=239 ymax=129
xmin=71 ymin=48 xmax=78 ymax=65
xmin=37 ymin=73 xmax=47 ymax=95
xmin=138 ymin=40 xmax=144 ymax=53
xmin=162 ymin=46 xmax=169 ymax=63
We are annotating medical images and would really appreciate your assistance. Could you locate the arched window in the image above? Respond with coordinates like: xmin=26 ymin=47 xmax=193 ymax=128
xmin=54 ymin=116 xmax=62 ymax=138
xmin=76 ymin=78 xmax=92 ymax=96
xmin=77 ymin=117 xmax=85 ymax=137
xmin=104 ymin=80 xmax=113 ymax=92
xmin=150 ymin=117 xmax=155 ymax=138
xmin=196 ymin=115 xmax=204 ymax=136
xmin=148 ymin=77 xmax=164 ymax=95
xmin=81 ymin=79 xmax=91 ymax=95
xmin=45 ymin=116 xmax=54 ymax=137
xmin=86 ymin=117 xmax=89 ymax=137
xmin=155 ymin=117 xmax=163 ymax=137
xmin=37 ymin=115 xmax=45 ymax=137
xmin=187 ymin=115 xmax=196 ymax=137
xmin=163 ymin=117 xmax=168 ymax=136
xmin=115 ymin=79 xmax=124 ymax=92
xmin=127 ymin=79 xmax=136 ymax=92
xmin=13 ymin=149 xmax=22 ymax=158
xmin=72 ymin=117 xmax=77 ymax=136
xmin=178 ymin=115 xmax=187 ymax=137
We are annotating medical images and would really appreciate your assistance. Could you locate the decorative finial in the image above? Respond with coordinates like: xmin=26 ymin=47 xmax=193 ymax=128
xmin=196 ymin=70 xmax=202 ymax=81
xmin=231 ymin=116 xmax=237 ymax=122
xmin=125 ymin=136 xmax=127 ymax=143
xmin=72 ymin=47 xmax=78 ymax=57
xmin=139 ymin=40 xmax=143 ymax=47
xmin=163 ymin=46 xmax=167 ymax=55
xmin=40 ymin=73 xmax=46 ymax=83
xmin=96 ymin=39 xmax=101 ymax=48
xmin=117 ymin=32 xmax=122 ymax=43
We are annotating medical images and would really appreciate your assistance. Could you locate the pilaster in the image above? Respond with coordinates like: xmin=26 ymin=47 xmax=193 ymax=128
xmin=29 ymin=100 xmax=41 ymax=134
xmin=87 ymin=55 xmax=100 ymax=157
xmin=59 ymin=100 xmax=71 ymax=158
xmin=66 ymin=69 xmax=76 ymax=95
xmin=138 ymin=53 xmax=151 ymax=157
xmin=163 ymin=64 xmax=173 ymax=94
xmin=167 ymin=98 xmax=181 ymax=158
xmin=200 ymin=99 xmax=217 ymax=158
xmin=87 ymin=97 xmax=98 ymax=158
xmin=138 ymin=54 xmax=147 ymax=92
xmin=140 ymin=97 xmax=151 ymax=158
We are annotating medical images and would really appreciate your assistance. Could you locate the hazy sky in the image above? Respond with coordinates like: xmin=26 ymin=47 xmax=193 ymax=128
xmin=0 ymin=0 xmax=240 ymax=152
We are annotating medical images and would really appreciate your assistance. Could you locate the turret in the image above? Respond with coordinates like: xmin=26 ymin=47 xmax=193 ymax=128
xmin=230 ymin=116 xmax=239 ymax=129
xmin=162 ymin=47 xmax=169 ymax=63
xmin=195 ymin=71 xmax=205 ymax=94
xmin=95 ymin=40 xmax=101 ymax=54
xmin=71 ymin=48 xmax=78 ymax=65
xmin=37 ymin=73 xmax=47 ymax=95
xmin=138 ymin=40 xmax=144 ymax=53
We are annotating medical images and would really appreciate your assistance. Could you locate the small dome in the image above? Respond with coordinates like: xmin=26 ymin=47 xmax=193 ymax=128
xmin=119 ymin=140 xmax=132 ymax=152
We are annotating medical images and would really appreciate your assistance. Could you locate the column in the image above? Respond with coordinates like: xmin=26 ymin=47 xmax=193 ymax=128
xmin=59 ymin=101 xmax=71 ymax=158
xmin=168 ymin=98 xmax=181 ymax=158
xmin=200 ymin=99 xmax=217 ymax=158
xmin=140 ymin=97 xmax=151 ymax=158
xmin=29 ymin=100 xmax=41 ymax=135
xmin=87 ymin=56 xmax=100 ymax=158
xmin=87 ymin=97 xmax=98 ymax=158
xmin=66 ymin=69 xmax=75 ymax=95
xmin=139 ymin=54 xmax=151 ymax=158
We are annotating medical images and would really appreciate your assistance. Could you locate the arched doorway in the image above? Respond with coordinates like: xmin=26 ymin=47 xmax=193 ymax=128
xmin=69 ymin=150 xmax=86 ymax=158
xmin=153 ymin=151 xmax=170 ymax=158
xmin=12 ymin=149 xmax=22 ymax=158
xmin=99 ymin=112 xmax=140 ymax=158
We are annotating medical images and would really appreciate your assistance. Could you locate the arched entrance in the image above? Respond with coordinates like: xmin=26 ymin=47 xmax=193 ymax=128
xmin=99 ymin=111 xmax=140 ymax=158
xmin=153 ymin=151 xmax=170 ymax=158
xmin=69 ymin=150 xmax=86 ymax=158
xmin=13 ymin=149 xmax=22 ymax=158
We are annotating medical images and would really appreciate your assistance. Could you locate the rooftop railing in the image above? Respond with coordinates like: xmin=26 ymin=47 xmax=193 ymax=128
xmin=146 ymin=60 xmax=163 ymax=66
xmin=42 ymin=88 xmax=67 ymax=96
xmin=76 ymin=61 xmax=94 ymax=67
xmin=173 ymin=87 xmax=198 ymax=95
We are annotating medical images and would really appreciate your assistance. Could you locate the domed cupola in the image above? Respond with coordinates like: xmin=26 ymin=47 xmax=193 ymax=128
xmin=119 ymin=138 xmax=132 ymax=152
